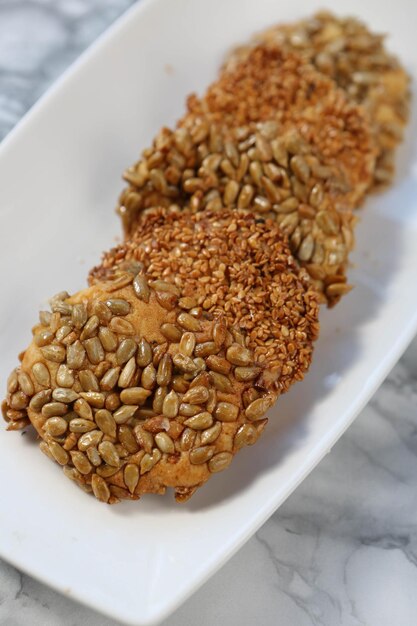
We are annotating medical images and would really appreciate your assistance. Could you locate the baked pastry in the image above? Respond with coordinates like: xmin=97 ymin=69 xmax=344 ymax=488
xmin=2 ymin=13 xmax=409 ymax=506
xmin=118 ymin=46 xmax=376 ymax=304
xmin=2 ymin=210 xmax=319 ymax=503
xmin=224 ymin=11 xmax=410 ymax=189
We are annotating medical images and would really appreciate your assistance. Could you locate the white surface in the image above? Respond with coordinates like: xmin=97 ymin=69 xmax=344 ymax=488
xmin=0 ymin=0 xmax=416 ymax=624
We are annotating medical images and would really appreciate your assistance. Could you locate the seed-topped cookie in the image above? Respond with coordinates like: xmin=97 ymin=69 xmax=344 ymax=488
xmin=118 ymin=45 xmax=375 ymax=304
xmin=91 ymin=208 xmax=320 ymax=389
xmin=3 ymin=210 xmax=319 ymax=503
xmin=186 ymin=44 xmax=376 ymax=205
xmin=224 ymin=11 xmax=410 ymax=188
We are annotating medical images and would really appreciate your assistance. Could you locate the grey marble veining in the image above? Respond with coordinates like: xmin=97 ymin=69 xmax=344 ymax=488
xmin=0 ymin=2 xmax=416 ymax=625
xmin=0 ymin=0 xmax=134 ymax=139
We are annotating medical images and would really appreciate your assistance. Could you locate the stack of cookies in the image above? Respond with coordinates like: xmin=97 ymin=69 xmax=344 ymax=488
xmin=2 ymin=12 xmax=410 ymax=504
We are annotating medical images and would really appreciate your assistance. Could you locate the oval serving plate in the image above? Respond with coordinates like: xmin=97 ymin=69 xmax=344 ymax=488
xmin=0 ymin=0 xmax=416 ymax=624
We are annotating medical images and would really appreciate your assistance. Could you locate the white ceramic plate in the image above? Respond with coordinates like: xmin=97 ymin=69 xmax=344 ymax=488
xmin=0 ymin=0 xmax=416 ymax=623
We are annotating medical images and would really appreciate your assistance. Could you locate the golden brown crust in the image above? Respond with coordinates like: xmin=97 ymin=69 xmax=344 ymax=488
xmin=3 ymin=210 xmax=319 ymax=504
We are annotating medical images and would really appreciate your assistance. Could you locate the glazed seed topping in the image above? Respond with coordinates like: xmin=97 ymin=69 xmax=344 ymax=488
xmin=91 ymin=209 xmax=319 ymax=382
xmin=114 ymin=39 xmax=380 ymax=305
xmin=224 ymin=11 xmax=410 ymax=189
xmin=2 ymin=208 xmax=319 ymax=504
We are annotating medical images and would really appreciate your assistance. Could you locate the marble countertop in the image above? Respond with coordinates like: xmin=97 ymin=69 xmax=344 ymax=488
xmin=1 ymin=2 xmax=416 ymax=625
